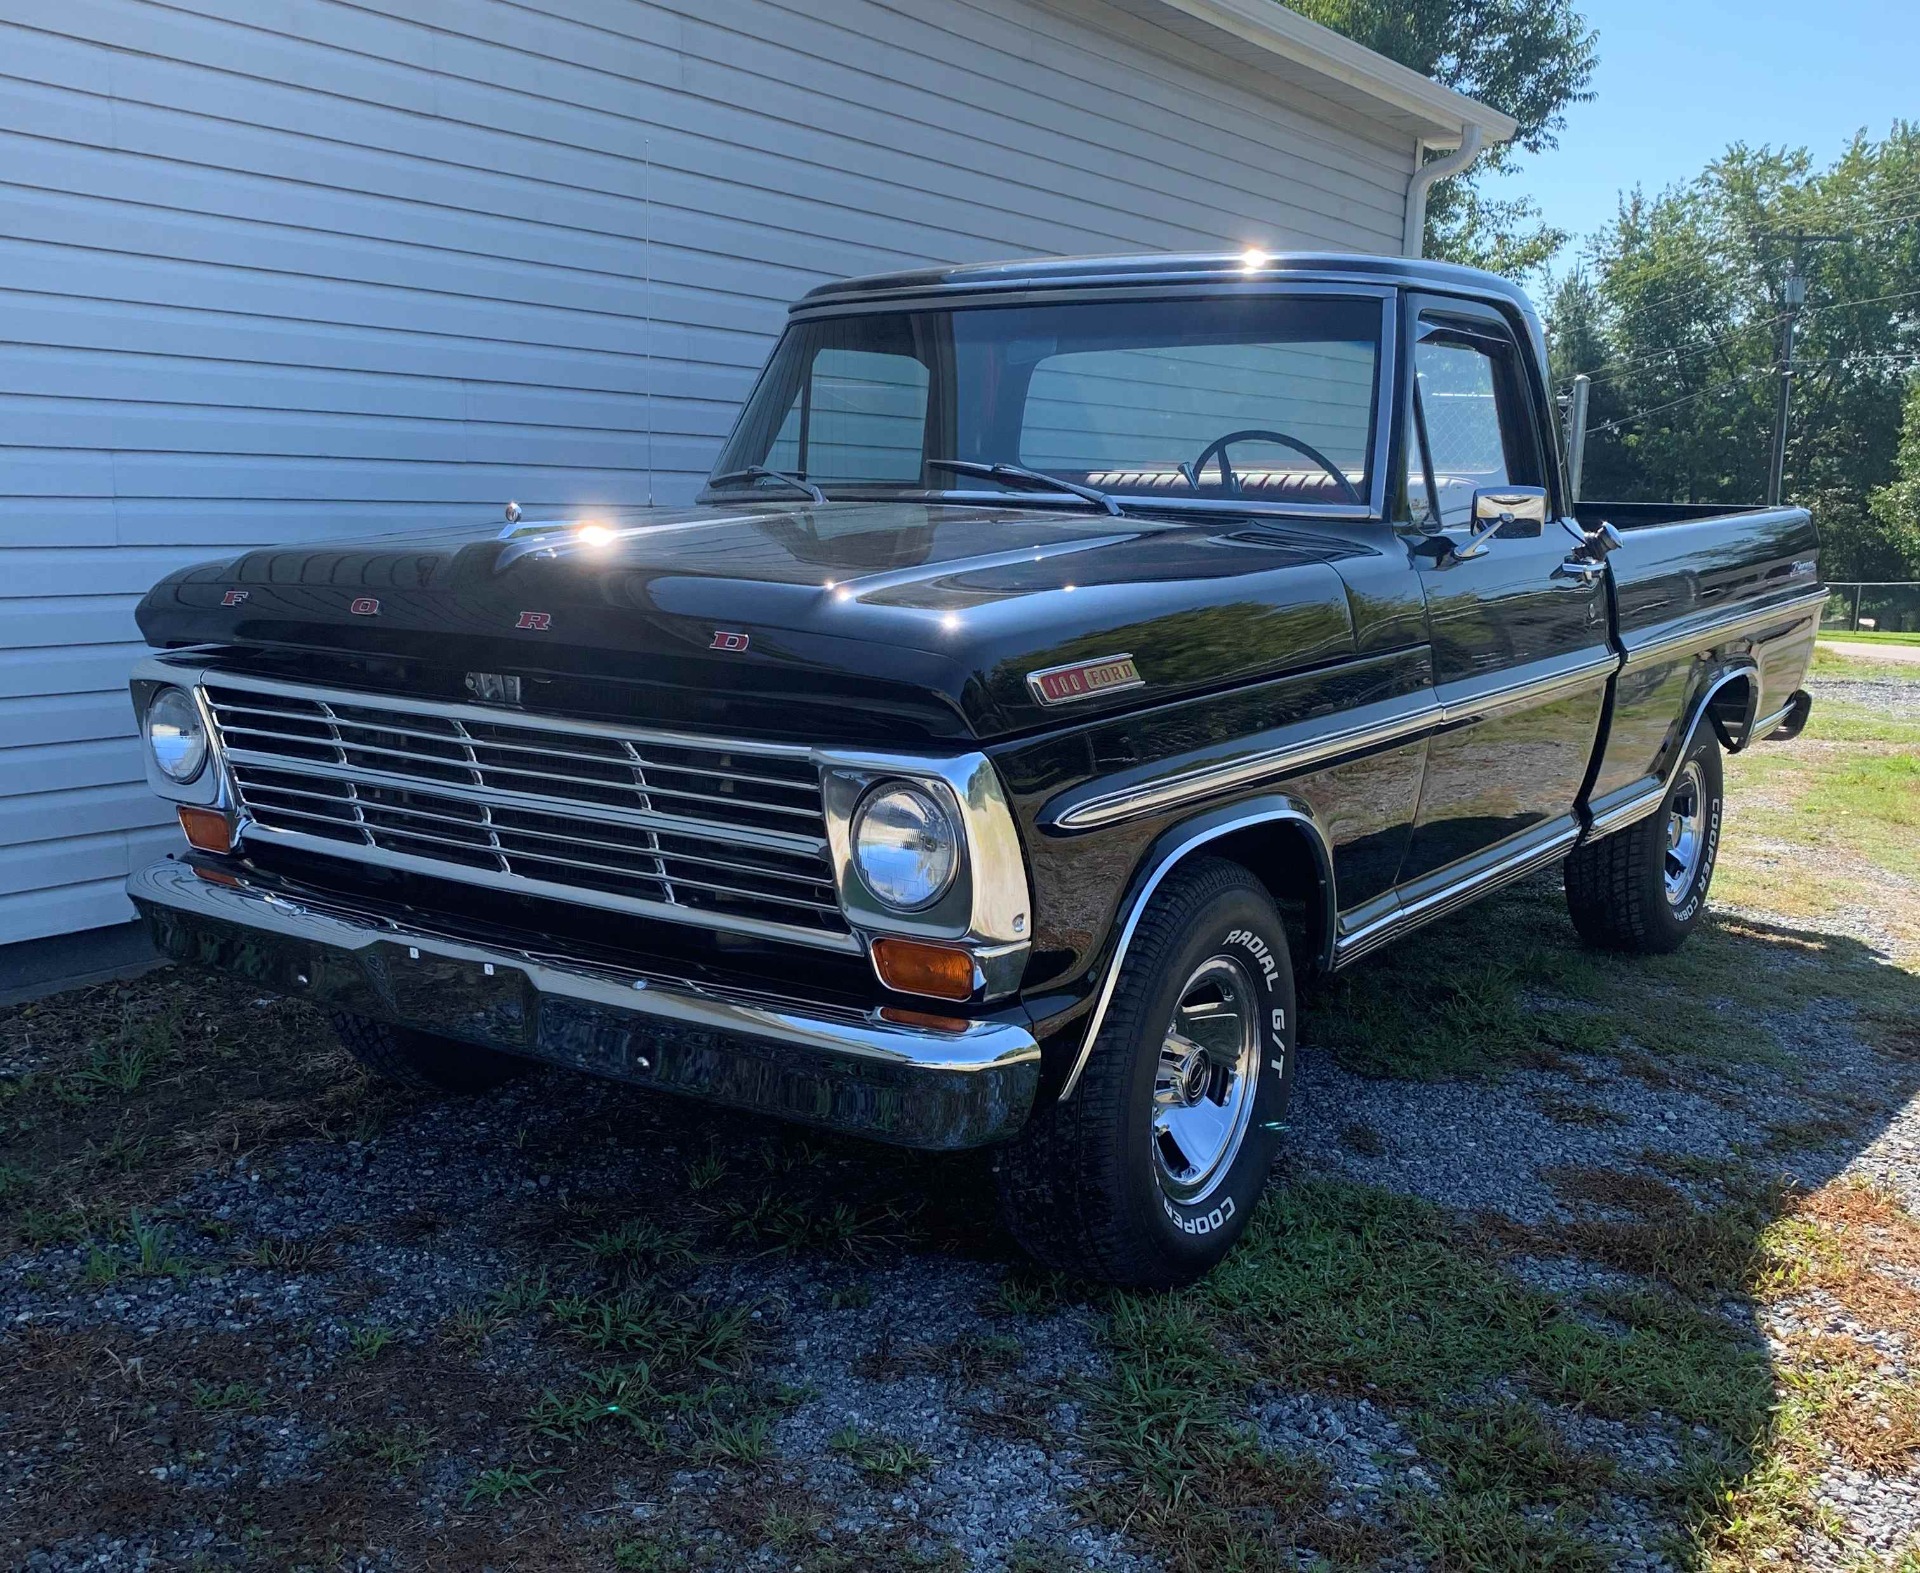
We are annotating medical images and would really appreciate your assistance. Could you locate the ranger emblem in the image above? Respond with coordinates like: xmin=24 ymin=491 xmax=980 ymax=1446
xmin=222 ymin=590 xmax=249 ymax=607
xmin=710 ymin=630 xmax=751 ymax=652
xmin=516 ymin=611 xmax=553 ymax=630
xmin=349 ymin=597 xmax=380 ymax=616
xmin=1027 ymin=654 xmax=1144 ymax=706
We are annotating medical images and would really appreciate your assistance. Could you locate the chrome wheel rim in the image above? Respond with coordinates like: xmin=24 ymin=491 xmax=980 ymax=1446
xmin=1152 ymin=955 xmax=1261 ymax=1207
xmin=1664 ymin=759 xmax=1707 ymax=906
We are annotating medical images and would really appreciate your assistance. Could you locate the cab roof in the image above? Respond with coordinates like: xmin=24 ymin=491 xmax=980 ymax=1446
xmin=796 ymin=252 xmax=1541 ymax=322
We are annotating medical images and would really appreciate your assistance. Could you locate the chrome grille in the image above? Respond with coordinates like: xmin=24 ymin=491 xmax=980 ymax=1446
xmin=203 ymin=677 xmax=852 ymax=950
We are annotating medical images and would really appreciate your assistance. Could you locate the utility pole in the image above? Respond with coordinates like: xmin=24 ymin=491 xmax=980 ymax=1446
xmin=1566 ymin=374 xmax=1592 ymax=504
xmin=1762 ymin=232 xmax=1844 ymax=507
xmin=1767 ymin=258 xmax=1806 ymax=507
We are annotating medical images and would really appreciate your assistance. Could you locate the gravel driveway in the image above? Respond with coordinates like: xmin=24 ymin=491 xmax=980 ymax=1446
xmin=3 ymin=672 xmax=1917 ymax=1572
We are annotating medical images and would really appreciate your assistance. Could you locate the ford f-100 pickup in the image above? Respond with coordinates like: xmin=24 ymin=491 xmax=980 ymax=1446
xmin=125 ymin=253 xmax=1822 ymax=1285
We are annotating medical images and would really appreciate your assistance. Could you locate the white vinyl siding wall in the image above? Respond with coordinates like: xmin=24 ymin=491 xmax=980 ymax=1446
xmin=0 ymin=0 xmax=1415 ymax=944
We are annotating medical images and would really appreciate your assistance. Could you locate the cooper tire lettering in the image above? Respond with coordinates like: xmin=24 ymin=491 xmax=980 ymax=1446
xmin=1162 ymin=1194 xmax=1236 ymax=1235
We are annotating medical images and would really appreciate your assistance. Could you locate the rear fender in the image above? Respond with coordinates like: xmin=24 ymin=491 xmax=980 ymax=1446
xmin=1691 ymin=662 xmax=1760 ymax=757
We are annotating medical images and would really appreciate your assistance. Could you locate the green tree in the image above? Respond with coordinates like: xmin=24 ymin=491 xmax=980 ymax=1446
xmin=1552 ymin=125 xmax=1920 ymax=578
xmin=1868 ymin=377 xmax=1920 ymax=576
xmin=1286 ymin=0 xmax=1598 ymax=273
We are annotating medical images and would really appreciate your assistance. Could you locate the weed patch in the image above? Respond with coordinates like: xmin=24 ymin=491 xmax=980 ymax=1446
xmin=1088 ymin=1178 xmax=1779 ymax=1569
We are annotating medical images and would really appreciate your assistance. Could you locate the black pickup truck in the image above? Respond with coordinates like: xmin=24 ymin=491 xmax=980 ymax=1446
xmin=126 ymin=253 xmax=1822 ymax=1285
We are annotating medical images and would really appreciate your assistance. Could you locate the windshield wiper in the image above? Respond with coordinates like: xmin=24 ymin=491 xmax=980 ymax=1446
xmin=707 ymin=465 xmax=828 ymax=505
xmin=924 ymin=459 xmax=1123 ymax=517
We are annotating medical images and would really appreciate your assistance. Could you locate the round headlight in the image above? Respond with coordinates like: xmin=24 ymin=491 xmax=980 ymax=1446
xmin=851 ymin=782 xmax=959 ymax=911
xmin=145 ymin=686 xmax=208 ymax=784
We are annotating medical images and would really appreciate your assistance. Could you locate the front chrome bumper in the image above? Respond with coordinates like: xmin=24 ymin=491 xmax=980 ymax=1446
xmin=128 ymin=857 xmax=1040 ymax=1149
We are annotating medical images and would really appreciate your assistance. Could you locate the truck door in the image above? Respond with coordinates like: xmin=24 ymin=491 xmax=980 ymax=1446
xmin=1398 ymin=298 xmax=1614 ymax=887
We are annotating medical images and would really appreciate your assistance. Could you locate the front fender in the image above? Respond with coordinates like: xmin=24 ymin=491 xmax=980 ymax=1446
xmin=1051 ymin=794 xmax=1335 ymax=1103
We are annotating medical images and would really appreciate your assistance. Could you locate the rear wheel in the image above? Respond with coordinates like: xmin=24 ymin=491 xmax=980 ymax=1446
xmin=1564 ymin=727 xmax=1724 ymax=953
xmin=994 ymin=858 xmax=1294 ymax=1287
xmin=328 ymin=1012 xmax=529 ymax=1094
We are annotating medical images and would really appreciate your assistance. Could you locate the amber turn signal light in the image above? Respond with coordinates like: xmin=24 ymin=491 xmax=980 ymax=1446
xmin=177 ymin=806 xmax=233 ymax=855
xmin=871 ymin=937 xmax=977 ymax=1002
xmin=877 ymin=1005 xmax=971 ymax=1034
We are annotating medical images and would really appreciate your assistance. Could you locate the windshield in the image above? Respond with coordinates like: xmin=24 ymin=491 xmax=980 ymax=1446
xmin=710 ymin=293 xmax=1385 ymax=513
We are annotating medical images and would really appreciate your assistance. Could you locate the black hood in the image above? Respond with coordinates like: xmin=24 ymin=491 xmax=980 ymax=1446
xmin=137 ymin=502 xmax=1366 ymax=742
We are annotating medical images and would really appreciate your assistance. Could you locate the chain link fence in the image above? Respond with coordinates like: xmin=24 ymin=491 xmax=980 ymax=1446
xmin=1822 ymin=583 xmax=1920 ymax=634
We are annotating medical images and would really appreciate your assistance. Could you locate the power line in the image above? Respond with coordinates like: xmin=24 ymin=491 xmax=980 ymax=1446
xmin=1585 ymin=367 xmax=1775 ymax=438
xmin=1552 ymin=196 xmax=1920 ymax=390
xmin=1578 ymin=348 xmax=1920 ymax=441
xmin=1562 ymin=284 xmax=1920 ymax=392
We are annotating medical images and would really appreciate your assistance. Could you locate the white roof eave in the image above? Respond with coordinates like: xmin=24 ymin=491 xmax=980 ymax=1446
xmin=1142 ymin=0 xmax=1520 ymax=148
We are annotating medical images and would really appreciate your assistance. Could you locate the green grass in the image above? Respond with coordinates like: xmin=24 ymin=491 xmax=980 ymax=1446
xmin=693 ymin=1411 xmax=775 ymax=1466
xmin=611 ymin=1535 xmax=693 ymax=1571
xmin=1086 ymin=1179 xmax=1779 ymax=1571
xmin=572 ymin=1219 xmax=699 ymax=1280
xmin=360 ymin=1422 xmax=437 ymax=1471
xmin=529 ymin=1365 xmax=667 ymax=1447
xmin=1819 ymin=627 xmax=1920 ymax=646
xmin=1809 ymin=645 xmax=1920 ymax=682
xmin=1792 ymin=697 xmax=1920 ymax=746
xmin=0 ymin=1162 xmax=35 ymax=1204
xmin=1778 ymin=748 xmax=1920 ymax=877
xmin=547 ymin=1289 xmax=751 ymax=1375
xmin=486 ymin=1270 xmax=552 ymax=1318
xmin=244 ymin=1235 xmax=330 ymax=1272
xmin=63 ymin=1006 xmax=182 ymax=1099
xmin=1716 ymin=677 xmax=1920 ymax=951
xmin=347 ymin=1323 xmax=396 ymax=1361
xmin=719 ymin=1189 xmax=917 ymax=1257
xmin=191 ymin=1380 xmax=266 ymax=1413
xmin=130 ymin=1213 xmax=189 ymax=1279
xmin=463 ymin=1465 xmax=557 ymax=1508
xmin=828 ymin=1425 xmax=933 ymax=1481
xmin=1303 ymin=877 xmax=1797 ymax=1082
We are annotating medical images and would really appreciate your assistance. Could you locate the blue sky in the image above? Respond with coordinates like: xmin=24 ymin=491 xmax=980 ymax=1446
xmin=1494 ymin=0 xmax=1920 ymax=257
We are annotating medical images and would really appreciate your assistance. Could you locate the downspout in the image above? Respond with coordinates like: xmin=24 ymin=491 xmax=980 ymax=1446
xmin=1402 ymin=123 xmax=1485 ymax=257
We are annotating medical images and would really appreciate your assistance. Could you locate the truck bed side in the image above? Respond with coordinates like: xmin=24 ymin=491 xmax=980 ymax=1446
xmin=1580 ymin=502 xmax=1824 ymax=835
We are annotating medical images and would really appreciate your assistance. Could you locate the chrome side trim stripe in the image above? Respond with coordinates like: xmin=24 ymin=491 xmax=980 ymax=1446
xmin=1620 ymin=588 xmax=1827 ymax=668
xmin=1436 ymin=652 xmax=1617 ymax=724
xmin=1046 ymin=652 xmax=1618 ymax=835
xmin=1047 ymin=698 xmax=1440 ymax=833
xmin=1588 ymin=783 xmax=1666 ymax=836
xmin=1333 ymin=822 xmax=1581 ymax=967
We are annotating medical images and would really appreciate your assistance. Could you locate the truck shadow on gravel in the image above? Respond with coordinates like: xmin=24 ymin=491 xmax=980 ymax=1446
xmin=3 ymin=876 xmax=1919 ymax=1570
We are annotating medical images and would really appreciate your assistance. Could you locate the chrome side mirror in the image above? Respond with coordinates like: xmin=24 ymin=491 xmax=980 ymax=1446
xmin=1454 ymin=485 xmax=1549 ymax=560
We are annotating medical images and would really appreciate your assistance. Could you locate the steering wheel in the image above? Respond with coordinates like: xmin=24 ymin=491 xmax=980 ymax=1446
xmin=1188 ymin=429 xmax=1363 ymax=506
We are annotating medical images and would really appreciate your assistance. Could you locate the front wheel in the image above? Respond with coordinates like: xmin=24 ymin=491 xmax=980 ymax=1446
xmin=1564 ymin=727 xmax=1724 ymax=953
xmin=994 ymin=858 xmax=1294 ymax=1287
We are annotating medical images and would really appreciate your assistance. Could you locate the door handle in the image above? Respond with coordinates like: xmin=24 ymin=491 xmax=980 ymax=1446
xmin=1552 ymin=558 xmax=1605 ymax=587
